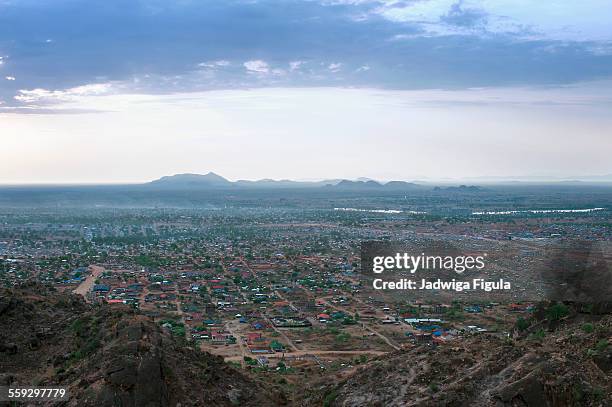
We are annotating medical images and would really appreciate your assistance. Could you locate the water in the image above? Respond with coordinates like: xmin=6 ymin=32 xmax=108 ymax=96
xmin=472 ymin=207 xmax=605 ymax=215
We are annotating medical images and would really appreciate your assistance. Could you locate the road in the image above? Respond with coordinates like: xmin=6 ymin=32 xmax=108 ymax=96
xmin=73 ymin=265 xmax=104 ymax=302
xmin=223 ymin=349 xmax=387 ymax=362
xmin=226 ymin=320 xmax=248 ymax=368
xmin=174 ymin=286 xmax=191 ymax=341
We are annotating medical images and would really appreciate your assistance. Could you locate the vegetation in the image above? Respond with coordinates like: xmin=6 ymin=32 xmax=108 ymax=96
xmin=546 ymin=303 xmax=569 ymax=321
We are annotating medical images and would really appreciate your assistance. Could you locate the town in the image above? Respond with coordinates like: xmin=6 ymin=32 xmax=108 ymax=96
xmin=2 ymin=185 xmax=610 ymax=388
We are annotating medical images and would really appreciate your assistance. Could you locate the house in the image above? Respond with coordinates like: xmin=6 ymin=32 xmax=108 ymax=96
xmin=93 ymin=284 xmax=110 ymax=293
xmin=270 ymin=340 xmax=285 ymax=352
xmin=404 ymin=318 xmax=442 ymax=325
xmin=251 ymin=321 xmax=268 ymax=330
xmin=210 ymin=332 xmax=235 ymax=345
xmin=317 ymin=313 xmax=331 ymax=323
xmin=464 ymin=305 xmax=482 ymax=313
xmin=246 ymin=332 xmax=263 ymax=345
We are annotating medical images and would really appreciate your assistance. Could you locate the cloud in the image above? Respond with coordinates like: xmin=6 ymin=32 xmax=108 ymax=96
xmin=289 ymin=60 xmax=305 ymax=71
xmin=440 ymin=1 xmax=487 ymax=29
xmin=198 ymin=60 xmax=230 ymax=68
xmin=1 ymin=0 xmax=612 ymax=108
xmin=14 ymin=83 xmax=113 ymax=104
xmin=328 ymin=62 xmax=342 ymax=72
xmin=244 ymin=60 xmax=270 ymax=74
xmin=5 ymin=76 xmax=15 ymax=81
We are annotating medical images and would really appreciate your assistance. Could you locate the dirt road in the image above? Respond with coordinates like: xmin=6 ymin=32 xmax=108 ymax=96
xmin=73 ymin=265 xmax=104 ymax=302
xmin=223 ymin=349 xmax=387 ymax=363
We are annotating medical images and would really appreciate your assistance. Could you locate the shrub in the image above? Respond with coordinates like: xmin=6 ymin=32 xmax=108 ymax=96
xmin=335 ymin=333 xmax=351 ymax=343
xmin=529 ymin=329 xmax=546 ymax=341
xmin=546 ymin=303 xmax=569 ymax=321
xmin=595 ymin=339 xmax=608 ymax=352
xmin=516 ymin=317 xmax=530 ymax=331
xmin=581 ymin=323 xmax=594 ymax=333
xmin=323 ymin=390 xmax=338 ymax=407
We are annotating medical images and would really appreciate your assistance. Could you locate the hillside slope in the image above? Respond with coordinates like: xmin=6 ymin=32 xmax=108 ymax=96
xmin=0 ymin=285 xmax=283 ymax=406
xmin=301 ymin=313 xmax=611 ymax=406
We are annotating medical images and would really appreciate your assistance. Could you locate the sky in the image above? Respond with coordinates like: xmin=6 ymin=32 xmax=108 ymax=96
xmin=0 ymin=0 xmax=611 ymax=183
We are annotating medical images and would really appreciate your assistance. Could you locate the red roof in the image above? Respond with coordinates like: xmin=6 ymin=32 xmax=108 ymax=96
xmin=317 ymin=313 xmax=331 ymax=319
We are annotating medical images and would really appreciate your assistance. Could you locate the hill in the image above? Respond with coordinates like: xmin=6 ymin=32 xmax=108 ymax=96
xmin=0 ymin=284 xmax=283 ymax=407
xmin=301 ymin=307 xmax=611 ymax=406
xmin=149 ymin=172 xmax=232 ymax=188
xmin=147 ymin=173 xmax=425 ymax=190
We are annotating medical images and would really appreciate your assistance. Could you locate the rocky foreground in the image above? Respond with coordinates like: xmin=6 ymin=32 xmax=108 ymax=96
xmin=0 ymin=284 xmax=284 ymax=406
xmin=1 ymin=284 xmax=610 ymax=407
xmin=301 ymin=307 xmax=611 ymax=406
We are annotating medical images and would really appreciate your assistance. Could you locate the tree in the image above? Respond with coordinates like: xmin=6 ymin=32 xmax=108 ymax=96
xmin=546 ymin=303 xmax=569 ymax=321
xmin=516 ymin=317 xmax=530 ymax=331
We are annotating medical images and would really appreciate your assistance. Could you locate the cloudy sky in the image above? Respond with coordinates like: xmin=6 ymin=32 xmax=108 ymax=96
xmin=1 ymin=0 xmax=611 ymax=183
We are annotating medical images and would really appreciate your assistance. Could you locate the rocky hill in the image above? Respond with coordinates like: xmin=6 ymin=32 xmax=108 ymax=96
xmin=2 ymin=285 xmax=610 ymax=407
xmin=0 ymin=284 xmax=283 ymax=406
xmin=300 ymin=309 xmax=611 ymax=407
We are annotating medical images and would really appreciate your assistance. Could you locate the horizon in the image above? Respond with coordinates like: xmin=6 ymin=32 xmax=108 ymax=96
xmin=1 ymin=170 xmax=612 ymax=187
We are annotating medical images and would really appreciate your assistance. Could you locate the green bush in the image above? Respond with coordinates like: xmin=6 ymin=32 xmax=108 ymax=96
xmin=323 ymin=390 xmax=338 ymax=407
xmin=516 ymin=317 xmax=530 ymax=331
xmin=546 ymin=303 xmax=569 ymax=321
xmin=595 ymin=339 xmax=608 ymax=352
xmin=529 ymin=329 xmax=546 ymax=341
xmin=335 ymin=332 xmax=351 ymax=343
xmin=581 ymin=323 xmax=594 ymax=333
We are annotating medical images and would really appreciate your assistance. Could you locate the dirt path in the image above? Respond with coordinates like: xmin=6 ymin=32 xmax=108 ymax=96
xmin=173 ymin=286 xmax=191 ymax=341
xmin=73 ymin=265 xmax=104 ymax=302
xmin=265 ymin=315 xmax=300 ymax=352
xmin=223 ymin=349 xmax=387 ymax=362
xmin=226 ymin=321 xmax=248 ymax=368
xmin=316 ymin=297 xmax=401 ymax=351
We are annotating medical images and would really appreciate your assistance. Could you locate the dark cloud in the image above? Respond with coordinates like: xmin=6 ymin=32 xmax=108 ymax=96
xmin=441 ymin=1 xmax=487 ymax=28
xmin=1 ymin=0 xmax=612 ymax=107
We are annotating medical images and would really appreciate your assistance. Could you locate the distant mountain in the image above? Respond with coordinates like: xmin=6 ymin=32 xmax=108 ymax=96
xmin=313 ymin=179 xmax=345 ymax=186
xmin=332 ymin=180 xmax=383 ymax=188
xmin=383 ymin=181 xmax=420 ymax=190
xmin=147 ymin=173 xmax=425 ymax=190
xmin=149 ymin=172 xmax=231 ymax=188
